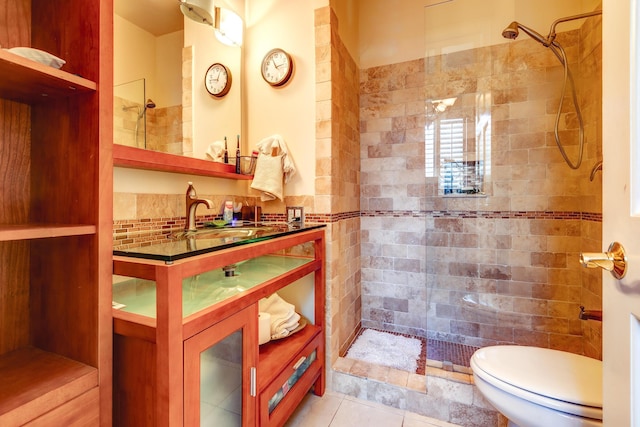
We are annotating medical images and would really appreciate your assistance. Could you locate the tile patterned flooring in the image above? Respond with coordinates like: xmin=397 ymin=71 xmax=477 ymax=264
xmin=284 ymin=390 xmax=462 ymax=427
xmin=426 ymin=339 xmax=479 ymax=369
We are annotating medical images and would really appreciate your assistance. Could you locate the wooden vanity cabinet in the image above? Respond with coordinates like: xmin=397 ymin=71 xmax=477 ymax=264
xmin=112 ymin=228 xmax=326 ymax=426
xmin=0 ymin=0 xmax=113 ymax=425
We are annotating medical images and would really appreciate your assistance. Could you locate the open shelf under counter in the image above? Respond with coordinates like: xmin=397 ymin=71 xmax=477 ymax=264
xmin=113 ymin=144 xmax=253 ymax=179
xmin=0 ymin=49 xmax=96 ymax=103
xmin=0 ymin=347 xmax=98 ymax=426
xmin=0 ymin=224 xmax=96 ymax=241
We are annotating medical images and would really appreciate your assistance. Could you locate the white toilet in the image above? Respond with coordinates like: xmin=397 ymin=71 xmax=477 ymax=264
xmin=470 ymin=345 xmax=602 ymax=427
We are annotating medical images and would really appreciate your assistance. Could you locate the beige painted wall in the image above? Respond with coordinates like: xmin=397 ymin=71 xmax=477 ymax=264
xmin=331 ymin=0 xmax=360 ymax=67
xmin=155 ymin=31 xmax=183 ymax=108
xmin=244 ymin=0 xmax=328 ymax=200
xmin=184 ymin=16 xmax=243 ymax=158
xmin=114 ymin=14 xmax=182 ymax=108
xmin=358 ymin=0 xmax=602 ymax=68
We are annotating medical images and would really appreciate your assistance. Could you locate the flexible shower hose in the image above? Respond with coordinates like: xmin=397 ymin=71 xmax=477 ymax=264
xmin=548 ymin=41 xmax=585 ymax=170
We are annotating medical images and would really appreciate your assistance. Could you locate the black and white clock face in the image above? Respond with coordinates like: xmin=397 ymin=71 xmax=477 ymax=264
xmin=205 ymin=63 xmax=232 ymax=97
xmin=261 ymin=48 xmax=294 ymax=87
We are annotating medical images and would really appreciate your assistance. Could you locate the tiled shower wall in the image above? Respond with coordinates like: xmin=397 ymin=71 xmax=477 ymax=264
xmin=113 ymin=96 xmax=182 ymax=154
xmin=315 ymin=7 xmax=362 ymax=364
xmin=360 ymin=14 xmax=602 ymax=358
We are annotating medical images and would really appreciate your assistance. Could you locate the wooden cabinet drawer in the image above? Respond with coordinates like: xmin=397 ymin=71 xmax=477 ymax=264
xmin=259 ymin=332 xmax=322 ymax=427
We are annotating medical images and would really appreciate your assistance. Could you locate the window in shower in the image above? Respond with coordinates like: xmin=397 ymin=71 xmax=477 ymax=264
xmin=425 ymin=92 xmax=491 ymax=196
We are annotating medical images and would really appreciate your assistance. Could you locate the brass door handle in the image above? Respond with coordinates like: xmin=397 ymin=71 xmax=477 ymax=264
xmin=580 ymin=241 xmax=627 ymax=279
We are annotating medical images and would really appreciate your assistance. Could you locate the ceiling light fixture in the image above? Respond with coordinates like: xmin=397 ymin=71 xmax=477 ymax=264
xmin=179 ymin=0 xmax=214 ymax=26
xmin=179 ymin=1 xmax=243 ymax=47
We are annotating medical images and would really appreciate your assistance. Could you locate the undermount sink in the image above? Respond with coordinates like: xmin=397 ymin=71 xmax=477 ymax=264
xmin=171 ymin=224 xmax=282 ymax=240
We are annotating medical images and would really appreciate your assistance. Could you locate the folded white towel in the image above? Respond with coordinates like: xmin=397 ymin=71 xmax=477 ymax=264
xmin=259 ymin=293 xmax=299 ymax=338
xmin=205 ymin=140 xmax=226 ymax=163
xmin=272 ymin=311 xmax=301 ymax=339
xmin=250 ymin=134 xmax=296 ymax=201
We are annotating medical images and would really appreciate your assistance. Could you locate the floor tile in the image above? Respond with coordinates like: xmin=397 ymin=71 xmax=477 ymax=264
xmin=284 ymin=391 xmax=463 ymax=427
xmin=330 ymin=398 xmax=404 ymax=427
xmin=284 ymin=391 xmax=343 ymax=427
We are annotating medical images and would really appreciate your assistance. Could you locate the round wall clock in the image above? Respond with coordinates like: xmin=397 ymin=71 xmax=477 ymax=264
xmin=204 ymin=63 xmax=232 ymax=97
xmin=261 ymin=48 xmax=294 ymax=87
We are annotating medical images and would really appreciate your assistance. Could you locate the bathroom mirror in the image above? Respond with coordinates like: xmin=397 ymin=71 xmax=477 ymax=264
xmin=113 ymin=0 xmax=243 ymax=159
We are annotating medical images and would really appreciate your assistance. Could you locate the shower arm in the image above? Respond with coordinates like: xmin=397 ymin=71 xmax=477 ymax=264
xmin=547 ymin=10 xmax=602 ymax=45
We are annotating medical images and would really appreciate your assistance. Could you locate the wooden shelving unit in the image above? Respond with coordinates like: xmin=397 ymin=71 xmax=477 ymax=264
xmin=0 ymin=347 xmax=98 ymax=426
xmin=0 ymin=0 xmax=113 ymax=425
xmin=0 ymin=224 xmax=96 ymax=241
xmin=0 ymin=49 xmax=96 ymax=103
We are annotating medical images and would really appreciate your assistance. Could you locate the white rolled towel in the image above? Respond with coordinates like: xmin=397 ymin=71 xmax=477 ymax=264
xmin=259 ymin=293 xmax=300 ymax=339
xmin=271 ymin=312 xmax=301 ymax=339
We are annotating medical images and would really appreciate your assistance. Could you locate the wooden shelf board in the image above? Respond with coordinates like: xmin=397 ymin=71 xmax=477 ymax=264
xmin=258 ymin=325 xmax=321 ymax=390
xmin=0 ymin=224 xmax=96 ymax=241
xmin=0 ymin=347 xmax=98 ymax=426
xmin=113 ymin=144 xmax=253 ymax=179
xmin=0 ymin=49 xmax=96 ymax=103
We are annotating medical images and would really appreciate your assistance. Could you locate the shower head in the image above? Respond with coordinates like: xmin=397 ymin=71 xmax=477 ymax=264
xmin=501 ymin=21 xmax=550 ymax=46
xmin=501 ymin=22 xmax=519 ymax=40
xmin=137 ymin=99 xmax=156 ymax=119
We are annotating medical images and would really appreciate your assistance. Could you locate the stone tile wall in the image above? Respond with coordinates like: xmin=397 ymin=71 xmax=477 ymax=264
xmin=315 ymin=6 xmax=362 ymax=365
xmin=360 ymin=15 xmax=602 ymax=357
xmin=113 ymin=97 xmax=182 ymax=154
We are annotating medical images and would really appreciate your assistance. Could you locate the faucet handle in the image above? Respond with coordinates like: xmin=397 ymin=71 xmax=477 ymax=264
xmin=580 ymin=241 xmax=627 ymax=279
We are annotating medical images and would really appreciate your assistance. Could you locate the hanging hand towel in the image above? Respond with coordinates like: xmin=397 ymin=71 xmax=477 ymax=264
xmin=250 ymin=134 xmax=296 ymax=201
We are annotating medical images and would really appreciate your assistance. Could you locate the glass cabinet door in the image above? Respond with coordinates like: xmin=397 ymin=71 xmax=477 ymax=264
xmin=184 ymin=306 xmax=257 ymax=426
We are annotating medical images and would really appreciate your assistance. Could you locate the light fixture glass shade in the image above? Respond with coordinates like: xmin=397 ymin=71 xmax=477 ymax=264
xmin=180 ymin=0 xmax=215 ymax=26
xmin=214 ymin=7 xmax=243 ymax=47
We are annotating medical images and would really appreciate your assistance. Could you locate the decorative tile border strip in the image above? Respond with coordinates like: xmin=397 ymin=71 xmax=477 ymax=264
xmin=113 ymin=210 xmax=601 ymax=250
xmin=361 ymin=210 xmax=602 ymax=222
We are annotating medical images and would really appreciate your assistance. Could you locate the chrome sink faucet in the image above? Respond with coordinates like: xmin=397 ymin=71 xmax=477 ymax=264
xmin=185 ymin=182 xmax=214 ymax=232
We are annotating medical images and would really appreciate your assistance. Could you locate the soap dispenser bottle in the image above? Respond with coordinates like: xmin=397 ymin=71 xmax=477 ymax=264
xmin=223 ymin=200 xmax=234 ymax=223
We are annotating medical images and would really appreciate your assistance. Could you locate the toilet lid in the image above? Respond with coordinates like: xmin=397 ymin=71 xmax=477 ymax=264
xmin=472 ymin=345 xmax=602 ymax=409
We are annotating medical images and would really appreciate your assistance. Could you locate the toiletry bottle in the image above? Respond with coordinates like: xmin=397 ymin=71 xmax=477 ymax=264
xmin=235 ymin=134 xmax=241 ymax=174
xmin=223 ymin=200 xmax=233 ymax=223
xmin=223 ymin=136 xmax=229 ymax=163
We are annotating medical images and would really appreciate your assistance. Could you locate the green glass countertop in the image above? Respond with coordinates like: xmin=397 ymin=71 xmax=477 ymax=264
xmin=112 ymin=254 xmax=313 ymax=318
xmin=113 ymin=222 xmax=325 ymax=263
